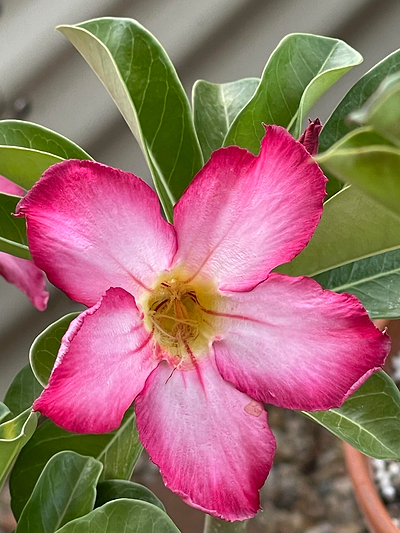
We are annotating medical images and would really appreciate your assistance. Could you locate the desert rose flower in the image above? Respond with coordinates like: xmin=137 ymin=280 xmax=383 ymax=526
xmin=16 ymin=125 xmax=389 ymax=521
xmin=0 ymin=175 xmax=48 ymax=310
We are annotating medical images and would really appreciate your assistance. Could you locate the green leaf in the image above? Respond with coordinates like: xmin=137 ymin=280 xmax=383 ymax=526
xmin=30 ymin=312 xmax=79 ymax=387
xmin=58 ymin=18 xmax=203 ymax=221
xmin=10 ymin=408 xmax=142 ymax=520
xmin=0 ymin=409 xmax=38 ymax=493
xmin=314 ymin=249 xmax=400 ymax=319
xmin=349 ymin=72 xmax=400 ymax=145
xmin=4 ymin=365 xmax=43 ymax=416
xmin=203 ymin=516 xmax=248 ymax=533
xmin=15 ymin=451 xmax=102 ymax=533
xmin=278 ymin=185 xmax=400 ymax=277
xmin=0 ymin=402 xmax=11 ymax=423
xmin=318 ymin=140 xmax=400 ymax=220
xmin=192 ymin=78 xmax=259 ymax=161
xmin=0 ymin=192 xmax=30 ymax=259
xmin=95 ymin=480 xmax=165 ymax=511
xmin=224 ymin=34 xmax=362 ymax=153
xmin=56 ymin=499 xmax=180 ymax=533
xmin=319 ymin=48 xmax=400 ymax=197
xmin=304 ymin=371 xmax=400 ymax=459
xmin=0 ymin=120 xmax=91 ymax=190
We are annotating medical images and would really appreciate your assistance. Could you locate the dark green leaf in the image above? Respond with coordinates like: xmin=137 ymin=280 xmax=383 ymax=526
xmin=319 ymin=48 xmax=400 ymax=197
xmin=10 ymin=407 xmax=142 ymax=520
xmin=4 ymin=365 xmax=43 ymax=416
xmin=30 ymin=312 xmax=79 ymax=387
xmin=278 ymin=186 xmax=400 ymax=277
xmin=192 ymin=78 xmax=259 ymax=161
xmin=0 ymin=192 xmax=30 ymax=259
xmin=224 ymin=34 xmax=362 ymax=153
xmin=58 ymin=18 xmax=203 ymax=221
xmin=0 ymin=409 xmax=38 ymax=492
xmin=15 ymin=451 xmax=102 ymax=533
xmin=95 ymin=480 xmax=165 ymax=511
xmin=56 ymin=499 xmax=180 ymax=533
xmin=304 ymin=371 xmax=400 ymax=459
xmin=314 ymin=249 xmax=400 ymax=319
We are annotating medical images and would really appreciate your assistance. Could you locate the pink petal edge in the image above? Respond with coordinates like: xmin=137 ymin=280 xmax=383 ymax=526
xmin=135 ymin=357 xmax=276 ymax=521
xmin=173 ymin=125 xmax=327 ymax=291
xmin=34 ymin=287 xmax=159 ymax=433
xmin=16 ymin=160 xmax=177 ymax=306
xmin=213 ymin=273 xmax=390 ymax=411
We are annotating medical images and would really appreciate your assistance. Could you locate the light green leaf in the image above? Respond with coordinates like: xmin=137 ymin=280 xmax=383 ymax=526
xmin=30 ymin=312 xmax=80 ymax=387
xmin=58 ymin=18 xmax=203 ymax=221
xmin=304 ymin=372 xmax=400 ymax=459
xmin=0 ymin=402 xmax=11 ymax=423
xmin=0 ymin=192 xmax=30 ymax=259
xmin=314 ymin=249 xmax=400 ymax=319
xmin=0 ymin=120 xmax=91 ymax=190
xmin=10 ymin=408 xmax=142 ymax=520
xmin=278 ymin=185 xmax=400 ymax=277
xmin=15 ymin=451 xmax=102 ymax=533
xmin=318 ymin=144 xmax=400 ymax=220
xmin=192 ymin=78 xmax=259 ymax=161
xmin=0 ymin=409 xmax=38 ymax=493
xmin=95 ymin=480 xmax=165 ymax=511
xmin=203 ymin=516 xmax=248 ymax=533
xmin=56 ymin=499 xmax=180 ymax=533
xmin=319 ymin=48 xmax=400 ymax=197
xmin=4 ymin=365 xmax=43 ymax=416
xmin=224 ymin=34 xmax=362 ymax=153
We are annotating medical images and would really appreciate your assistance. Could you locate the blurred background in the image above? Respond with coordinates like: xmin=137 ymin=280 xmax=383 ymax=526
xmin=1 ymin=1 xmax=400 ymax=531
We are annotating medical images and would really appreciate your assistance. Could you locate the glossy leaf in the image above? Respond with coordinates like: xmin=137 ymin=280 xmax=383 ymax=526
xmin=30 ymin=312 xmax=79 ymax=387
xmin=58 ymin=18 xmax=203 ymax=221
xmin=56 ymin=499 xmax=180 ymax=533
xmin=318 ymin=140 xmax=400 ymax=220
xmin=10 ymin=408 xmax=142 ymax=520
xmin=224 ymin=34 xmax=362 ymax=153
xmin=0 ymin=402 xmax=11 ymax=423
xmin=278 ymin=185 xmax=400 ymax=277
xmin=0 ymin=120 xmax=91 ymax=190
xmin=15 ymin=451 xmax=102 ymax=533
xmin=0 ymin=192 xmax=30 ymax=259
xmin=4 ymin=365 xmax=43 ymax=416
xmin=95 ymin=480 xmax=165 ymax=511
xmin=319 ymin=48 xmax=400 ymax=197
xmin=192 ymin=78 xmax=259 ymax=161
xmin=0 ymin=409 xmax=38 ymax=493
xmin=314 ymin=249 xmax=400 ymax=319
xmin=304 ymin=371 xmax=400 ymax=459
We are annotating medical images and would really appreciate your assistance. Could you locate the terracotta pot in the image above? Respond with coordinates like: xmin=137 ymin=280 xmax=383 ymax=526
xmin=343 ymin=442 xmax=399 ymax=533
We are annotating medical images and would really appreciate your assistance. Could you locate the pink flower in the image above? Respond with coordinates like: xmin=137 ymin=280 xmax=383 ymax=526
xmin=0 ymin=175 xmax=48 ymax=310
xmin=16 ymin=126 xmax=389 ymax=521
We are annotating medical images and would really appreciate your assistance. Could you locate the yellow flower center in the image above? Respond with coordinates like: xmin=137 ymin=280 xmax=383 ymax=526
xmin=142 ymin=269 xmax=219 ymax=368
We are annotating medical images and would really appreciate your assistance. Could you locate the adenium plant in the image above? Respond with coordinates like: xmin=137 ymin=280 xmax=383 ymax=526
xmin=2 ymin=17 xmax=400 ymax=533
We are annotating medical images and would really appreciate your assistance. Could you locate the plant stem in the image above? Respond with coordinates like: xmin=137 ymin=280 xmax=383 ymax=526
xmin=203 ymin=515 xmax=248 ymax=533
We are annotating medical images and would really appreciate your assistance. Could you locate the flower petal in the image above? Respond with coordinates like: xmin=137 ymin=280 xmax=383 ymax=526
xmin=17 ymin=160 xmax=177 ymax=306
xmin=135 ymin=357 xmax=276 ymax=521
xmin=173 ymin=125 xmax=326 ymax=291
xmin=0 ymin=175 xmax=25 ymax=196
xmin=34 ymin=287 xmax=158 ymax=433
xmin=0 ymin=251 xmax=49 ymax=310
xmin=213 ymin=273 xmax=390 ymax=411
